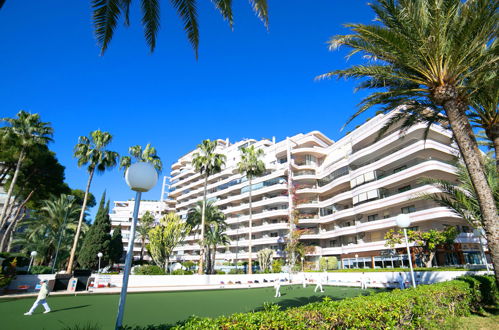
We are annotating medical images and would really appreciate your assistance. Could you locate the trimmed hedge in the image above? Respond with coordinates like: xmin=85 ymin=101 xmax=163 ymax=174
xmin=164 ymin=275 xmax=496 ymax=329
xmin=133 ymin=265 xmax=165 ymax=275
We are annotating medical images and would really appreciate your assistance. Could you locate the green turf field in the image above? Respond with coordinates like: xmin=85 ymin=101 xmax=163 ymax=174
xmin=0 ymin=285 xmax=383 ymax=329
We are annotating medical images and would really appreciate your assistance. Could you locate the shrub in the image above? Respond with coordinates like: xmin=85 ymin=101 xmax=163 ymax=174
xmin=0 ymin=274 xmax=12 ymax=288
xmin=30 ymin=266 xmax=53 ymax=274
xmin=134 ymin=265 xmax=165 ymax=275
xmin=170 ymin=275 xmax=496 ymax=329
xmin=228 ymin=269 xmax=245 ymax=274
xmin=272 ymin=260 xmax=283 ymax=273
xmin=171 ymin=269 xmax=193 ymax=275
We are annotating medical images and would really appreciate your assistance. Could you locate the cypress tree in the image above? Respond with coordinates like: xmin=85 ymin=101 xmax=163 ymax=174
xmin=77 ymin=192 xmax=112 ymax=270
xmin=109 ymin=225 xmax=124 ymax=266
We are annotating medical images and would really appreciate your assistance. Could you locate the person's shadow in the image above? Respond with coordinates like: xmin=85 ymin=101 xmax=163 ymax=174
xmin=50 ymin=305 xmax=90 ymax=313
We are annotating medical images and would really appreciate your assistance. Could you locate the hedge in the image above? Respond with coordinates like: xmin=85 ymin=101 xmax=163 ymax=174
xmin=133 ymin=265 xmax=165 ymax=275
xmin=163 ymin=275 xmax=496 ymax=329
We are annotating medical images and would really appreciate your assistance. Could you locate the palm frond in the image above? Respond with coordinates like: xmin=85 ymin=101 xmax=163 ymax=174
xmin=170 ymin=0 xmax=199 ymax=58
xmin=92 ymin=0 xmax=123 ymax=55
xmin=212 ymin=0 xmax=234 ymax=28
xmin=249 ymin=0 xmax=269 ymax=29
xmin=142 ymin=0 xmax=161 ymax=52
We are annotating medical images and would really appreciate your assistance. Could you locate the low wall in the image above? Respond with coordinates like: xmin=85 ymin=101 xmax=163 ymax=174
xmin=7 ymin=270 xmax=490 ymax=293
xmin=91 ymin=270 xmax=490 ymax=289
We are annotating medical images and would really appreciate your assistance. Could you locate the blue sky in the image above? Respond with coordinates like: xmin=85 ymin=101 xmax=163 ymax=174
xmin=0 ymin=1 xmax=376 ymax=218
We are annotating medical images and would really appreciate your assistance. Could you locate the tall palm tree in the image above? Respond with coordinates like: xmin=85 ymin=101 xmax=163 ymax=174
xmin=12 ymin=194 xmax=82 ymax=268
xmin=186 ymin=200 xmax=226 ymax=274
xmin=67 ymin=130 xmax=119 ymax=273
xmin=120 ymin=143 xmax=163 ymax=173
xmin=191 ymin=139 xmax=226 ymax=274
xmin=237 ymin=145 xmax=266 ymax=274
xmin=136 ymin=210 xmax=155 ymax=261
xmin=88 ymin=0 xmax=268 ymax=55
xmin=0 ymin=111 xmax=53 ymax=229
xmin=317 ymin=0 xmax=499 ymax=283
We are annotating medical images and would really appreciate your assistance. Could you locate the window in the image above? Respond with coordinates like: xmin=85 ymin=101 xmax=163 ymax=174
xmin=408 ymin=226 xmax=419 ymax=231
xmin=329 ymin=240 xmax=337 ymax=247
xmin=398 ymin=185 xmax=411 ymax=193
xmin=401 ymin=205 xmax=416 ymax=214
xmin=270 ymin=232 xmax=279 ymax=238
xmin=393 ymin=165 xmax=407 ymax=173
xmin=278 ymin=157 xmax=287 ymax=164
xmin=461 ymin=225 xmax=471 ymax=233
xmin=368 ymin=214 xmax=379 ymax=222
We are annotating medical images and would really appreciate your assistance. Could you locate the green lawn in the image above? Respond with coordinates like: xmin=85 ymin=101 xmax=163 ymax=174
xmin=0 ymin=285 xmax=381 ymax=329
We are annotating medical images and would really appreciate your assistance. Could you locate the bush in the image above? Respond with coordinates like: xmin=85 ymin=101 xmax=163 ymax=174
xmin=228 ymin=269 xmax=245 ymax=274
xmin=169 ymin=275 xmax=496 ymax=329
xmin=30 ymin=266 xmax=53 ymax=274
xmin=214 ymin=270 xmax=226 ymax=275
xmin=134 ymin=265 xmax=165 ymax=275
xmin=171 ymin=269 xmax=193 ymax=275
xmin=0 ymin=274 xmax=12 ymax=288
xmin=272 ymin=260 xmax=283 ymax=273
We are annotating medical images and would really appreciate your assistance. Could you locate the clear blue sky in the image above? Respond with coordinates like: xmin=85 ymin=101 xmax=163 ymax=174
xmin=0 ymin=1 xmax=376 ymax=218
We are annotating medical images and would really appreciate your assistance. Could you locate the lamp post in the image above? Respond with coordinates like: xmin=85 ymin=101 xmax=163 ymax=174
xmin=28 ymin=251 xmax=37 ymax=273
xmin=355 ymin=254 xmax=359 ymax=269
xmin=97 ymin=252 xmax=103 ymax=274
xmin=52 ymin=195 xmax=75 ymax=274
xmin=396 ymin=214 xmax=416 ymax=288
xmin=473 ymin=228 xmax=490 ymax=272
xmin=115 ymin=162 xmax=158 ymax=330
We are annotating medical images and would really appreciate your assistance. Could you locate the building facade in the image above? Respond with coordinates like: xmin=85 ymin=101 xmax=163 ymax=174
xmin=112 ymin=111 xmax=487 ymax=268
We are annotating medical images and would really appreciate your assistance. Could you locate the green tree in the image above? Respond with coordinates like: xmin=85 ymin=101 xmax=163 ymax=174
xmin=109 ymin=225 xmax=124 ymax=266
xmin=11 ymin=194 xmax=81 ymax=268
xmin=89 ymin=0 xmax=269 ymax=55
xmin=0 ymin=111 xmax=53 ymax=230
xmin=77 ymin=192 xmax=112 ymax=270
xmin=419 ymin=156 xmax=498 ymax=229
xmin=191 ymin=139 xmax=226 ymax=274
xmin=0 ymin=145 xmax=70 ymax=251
xmin=318 ymin=0 xmax=499 ymax=283
xmin=187 ymin=201 xmax=226 ymax=274
xmin=119 ymin=143 xmax=163 ymax=173
xmin=71 ymin=189 xmax=97 ymax=219
xmin=137 ymin=211 xmax=155 ymax=261
xmin=385 ymin=226 xmax=458 ymax=267
xmin=147 ymin=213 xmax=190 ymax=272
xmin=67 ymin=130 xmax=119 ymax=273
xmin=237 ymin=145 xmax=266 ymax=274
xmin=257 ymin=248 xmax=274 ymax=272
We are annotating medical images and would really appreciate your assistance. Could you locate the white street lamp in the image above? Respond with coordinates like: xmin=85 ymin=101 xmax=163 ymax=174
xmin=115 ymin=162 xmax=158 ymax=330
xmin=28 ymin=251 xmax=38 ymax=273
xmin=97 ymin=252 xmax=103 ymax=274
xmin=396 ymin=214 xmax=416 ymax=288
xmin=473 ymin=228 xmax=490 ymax=272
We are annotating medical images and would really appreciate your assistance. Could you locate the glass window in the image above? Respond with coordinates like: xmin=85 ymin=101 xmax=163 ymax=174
xmin=398 ymin=185 xmax=411 ymax=193
xmin=401 ymin=205 xmax=416 ymax=214
xmin=368 ymin=214 xmax=379 ymax=222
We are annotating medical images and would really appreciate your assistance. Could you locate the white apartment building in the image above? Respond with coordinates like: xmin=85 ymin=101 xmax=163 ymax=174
xmin=111 ymin=110 xmax=486 ymax=269
xmin=110 ymin=197 xmax=175 ymax=260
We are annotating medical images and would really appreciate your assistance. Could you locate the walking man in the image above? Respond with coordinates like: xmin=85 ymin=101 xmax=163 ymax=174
xmin=360 ymin=272 xmax=368 ymax=290
xmin=24 ymin=279 xmax=51 ymax=315
xmin=314 ymin=274 xmax=324 ymax=293
xmin=274 ymin=279 xmax=281 ymax=297
xmin=302 ymin=273 xmax=307 ymax=288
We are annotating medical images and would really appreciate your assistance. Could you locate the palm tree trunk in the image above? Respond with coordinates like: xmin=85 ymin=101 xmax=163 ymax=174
xmin=140 ymin=238 xmax=145 ymax=261
xmin=444 ymin=100 xmax=499 ymax=284
xmin=493 ymin=135 xmax=499 ymax=174
xmin=212 ymin=244 xmax=217 ymax=274
xmin=198 ymin=175 xmax=208 ymax=275
xmin=0 ymin=189 xmax=34 ymax=251
xmin=248 ymin=177 xmax=253 ymax=274
xmin=67 ymin=168 xmax=95 ymax=274
xmin=0 ymin=149 xmax=25 ymax=229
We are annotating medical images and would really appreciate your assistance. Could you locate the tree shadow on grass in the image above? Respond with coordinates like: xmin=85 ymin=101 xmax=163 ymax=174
xmin=50 ymin=305 xmax=91 ymax=313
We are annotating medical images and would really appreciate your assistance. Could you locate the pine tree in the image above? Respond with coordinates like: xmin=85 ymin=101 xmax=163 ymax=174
xmin=77 ymin=192 xmax=112 ymax=270
xmin=109 ymin=225 xmax=124 ymax=266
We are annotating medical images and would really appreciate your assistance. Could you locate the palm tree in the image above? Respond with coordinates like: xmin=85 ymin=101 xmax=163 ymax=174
xmin=136 ymin=211 xmax=155 ymax=261
xmin=317 ymin=0 xmax=499 ymax=283
xmin=67 ymin=130 xmax=119 ymax=273
xmin=120 ymin=143 xmax=162 ymax=173
xmin=0 ymin=111 xmax=53 ymax=230
xmin=420 ymin=156 xmax=498 ymax=229
xmin=186 ymin=200 xmax=226 ymax=274
xmin=88 ymin=0 xmax=268 ymax=55
xmin=12 ymin=194 xmax=82 ymax=268
xmin=191 ymin=139 xmax=226 ymax=274
xmin=205 ymin=221 xmax=229 ymax=274
xmin=237 ymin=145 xmax=266 ymax=274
